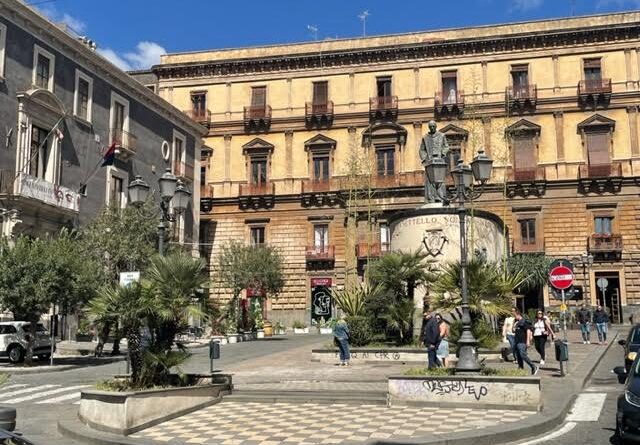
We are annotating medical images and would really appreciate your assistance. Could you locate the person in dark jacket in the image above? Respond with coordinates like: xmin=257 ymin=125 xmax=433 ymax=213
xmin=421 ymin=311 xmax=441 ymax=369
xmin=593 ymin=305 xmax=610 ymax=344
xmin=576 ymin=304 xmax=592 ymax=344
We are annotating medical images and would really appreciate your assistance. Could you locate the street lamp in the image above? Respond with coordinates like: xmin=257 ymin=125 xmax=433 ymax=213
xmin=425 ymin=149 xmax=494 ymax=373
xmin=576 ymin=253 xmax=594 ymax=305
xmin=128 ymin=168 xmax=192 ymax=255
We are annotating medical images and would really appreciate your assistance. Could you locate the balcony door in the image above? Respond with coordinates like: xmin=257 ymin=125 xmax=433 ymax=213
xmin=314 ymin=224 xmax=329 ymax=252
xmin=442 ymin=71 xmax=458 ymax=104
xmin=376 ymin=77 xmax=392 ymax=98
xmin=511 ymin=65 xmax=529 ymax=97
xmin=312 ymin=81 xmax=328 ymax=105
xmin=191 ymin=92 xmax=206 ymax=115
xmin=513 ymin=136 xmax=536 ymax=180
xmin=312 ymin=155 xmax=329 ymax=182
xmin=250 ymin=86 xmax=266 ymax=118
xmin=376 ymin=147 xmax=395 ymax=177
xmin=29 ymin=125 xmax=49 ymax=179
xmin=584 ymin=58 xmax=602 ymax=81
xmin=586 ymin=131 xmax=610 ymax=169
xmin=250 ymin=158 xmax=267 ymax=186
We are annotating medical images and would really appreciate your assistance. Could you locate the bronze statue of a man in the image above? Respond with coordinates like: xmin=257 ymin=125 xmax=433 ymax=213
xmin=419 ymin=120 xmax=449 ymax=203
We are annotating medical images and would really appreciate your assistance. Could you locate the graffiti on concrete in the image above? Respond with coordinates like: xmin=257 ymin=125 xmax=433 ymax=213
xmin=423 ymin=379 xmax=489 ymax=401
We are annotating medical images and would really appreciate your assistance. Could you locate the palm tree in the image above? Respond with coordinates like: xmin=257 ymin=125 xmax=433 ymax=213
xmin=86 ymin=284 xmax=154 ymax=385
xmin=332 ymin=282 xmax=381 ymax=317
xmin=381 ymin=299 xmax=414 ymax=344
xmin=144 ymin=252 xmax=209 ymax=352
xmin=430 ymin=259 xmax=526 ymax=318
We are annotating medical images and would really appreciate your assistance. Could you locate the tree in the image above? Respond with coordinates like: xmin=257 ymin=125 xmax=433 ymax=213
xmin=216 ymin=241 xmax=284 ymax=330
xmin=332 ymin=282 xmax=381 ymax=317
xmin=0 ymin=231 xmax=100 ymax=364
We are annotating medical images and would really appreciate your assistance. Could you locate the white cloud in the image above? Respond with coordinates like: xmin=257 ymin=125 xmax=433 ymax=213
xmin=35 ymin=5 xmax=86 ymax=34
xmin=97 ymin=48 xmax=132 ymax=71
xmin=123 ymin=41 xmax=166 ymax=70
xmin=510 ymin=0 xmax=544 ymax=12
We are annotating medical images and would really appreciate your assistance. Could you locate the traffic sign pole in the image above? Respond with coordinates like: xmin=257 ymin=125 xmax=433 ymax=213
xmin=561 ymin=289 xmax=567 ymax=342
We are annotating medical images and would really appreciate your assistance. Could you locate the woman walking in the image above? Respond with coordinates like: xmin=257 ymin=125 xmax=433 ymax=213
xmin=333 ymin=315 xmax=351 ymax=366
xmin=533 ymin=310 xmax=554 ymax=365
xmin=435 ymin=314 xmax=449 ymax=368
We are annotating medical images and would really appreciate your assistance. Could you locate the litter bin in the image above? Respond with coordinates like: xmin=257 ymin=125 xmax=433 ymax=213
xmin=554 ymin=339 xmax=569 ymax=362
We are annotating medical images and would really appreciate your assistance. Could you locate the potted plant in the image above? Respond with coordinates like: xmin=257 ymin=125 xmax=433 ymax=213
xmin=224 ymin=321 xmax=239 ymax=344
xmin=293 ymin=320 xmax=308 ymax=334
xmin=319 ymin=317 xmax=335 ymax=335
xmin=273 ymin=321 xmax=286 ymax=335
xmin=254 ymin=309 xmax=265 ymax=339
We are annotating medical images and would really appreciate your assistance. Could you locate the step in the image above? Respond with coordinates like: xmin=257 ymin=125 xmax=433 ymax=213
xmin=224 ymin=390 xmax=388 ymax=406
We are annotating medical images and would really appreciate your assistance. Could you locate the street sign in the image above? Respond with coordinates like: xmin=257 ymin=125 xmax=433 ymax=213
xmin=597 ymin=277 xmax=609 ymax=291
xmin=549 ymin=265 xmax=574 ymax=290
xmin=119 ymin=271 xmax=140 ymax=287
xmin=559 ymin=303 xmax=567 ymax=312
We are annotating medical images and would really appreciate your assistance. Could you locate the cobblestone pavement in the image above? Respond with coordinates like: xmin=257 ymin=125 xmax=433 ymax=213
xmin=132 ymin=401 xmax=532 ymax=445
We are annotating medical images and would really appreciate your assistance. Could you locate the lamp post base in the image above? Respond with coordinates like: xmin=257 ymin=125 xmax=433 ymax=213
xmin=455 ymin=337 xmax=481 ymax=373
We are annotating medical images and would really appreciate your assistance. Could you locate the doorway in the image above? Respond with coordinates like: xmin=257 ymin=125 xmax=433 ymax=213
xmin=594 ymin=272 xmax=621 ymax=323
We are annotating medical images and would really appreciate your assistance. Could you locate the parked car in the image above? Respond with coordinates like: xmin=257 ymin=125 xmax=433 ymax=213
xmin=616 ymin=355 xmax=640 ymax=444
xmin=619 ymin=324 xmax=640 ymax=372
xmin=0 ymin=429 xmax=39 ymax=445
xmin=0 ymin=322 xmax=52 ymax=364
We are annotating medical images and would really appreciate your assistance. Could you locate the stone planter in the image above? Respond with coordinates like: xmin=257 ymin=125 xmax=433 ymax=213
xmin=256 ymin=329 xmax=265 ymax=339
xmin=226 ymin=334 xmax=239 ymax=344
xmin=212 ymin=335 xmax=227 ymax=345
xmin=242 ymin=331 xmax=254 ymax=341
xmin=311 ymin=348 xmax=502 ymax=364
xmin=388 ymin=375 xmax=541 ymax=410
xmin=274 ymin=328 xmax=286 ymax=335
xmin=319 ymin=327 xmax=333 ymax=335
xmin=78 ymin=374 xmax=232 ymax=436
xmin=293 ymin=327 xmax=309 ymax=334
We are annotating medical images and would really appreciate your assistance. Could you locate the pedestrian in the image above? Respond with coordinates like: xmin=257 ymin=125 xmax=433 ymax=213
xmin=532 ymin=309 xmax=554 ymax=365
xmin=502 ymin=308 xmax=517 ymax=363
xmin=421 ymin=310 xmax=441 ymax=369
xmin=513 ymin=308 xmax=538 ymax=375
xmin=435 ymin=314 xmax=449 ymax=368
xmin=593 ymin=304 xmax=610 ymax=344
xmin=576 ymin=304 xmax=592 ymax=344
xmin=333 ymin=315 xmax=350 ymax=366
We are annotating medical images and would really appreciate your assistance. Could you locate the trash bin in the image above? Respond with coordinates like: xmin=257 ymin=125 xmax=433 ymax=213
xmin=554 ymin=339 xmax=569 ymax=362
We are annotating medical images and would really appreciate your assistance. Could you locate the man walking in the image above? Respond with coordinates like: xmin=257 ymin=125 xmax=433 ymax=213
xmin=513 ymin=308 xmax=538 ymax=375
xmin=577 ymin=304 xmax=592 ymax=344
xmin=421 ymin=311 xmax=441 ymax=369
xmin=593 ymin=304 xmax=610 ymax=344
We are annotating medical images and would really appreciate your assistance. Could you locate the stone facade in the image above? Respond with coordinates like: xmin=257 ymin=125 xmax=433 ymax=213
xmin=153 ymin=12 xmax=640 ymax=325
xmin=0 ymin=0 xmax=206 ymax=245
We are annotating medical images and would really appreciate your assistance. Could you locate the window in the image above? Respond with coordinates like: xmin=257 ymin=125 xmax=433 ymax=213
xmin=191 ymin=92 xmax=206 ymax=114
xmin=251 ymin=86 xmax=266 ymax=107
xmin=250 ymin=158 xmax=267 ymax=185
xmin=110 ymin=92 xmax=130 ymax=145
xmin=376 ymin=148 xmax=394 ymax=177
xmin=376 ymin=76 xmax=392 ymax=97
xmin=173 ymin=131 xmax=186 ymax=176
xmin=0 ymin=325 xmax=16 ymax=335
xmin=109 ymin=175 xmax=124 ymax=208
xmin=380 ymin=223 xmax=390 ymax=252
xmin=446 ymin=144 xmax=462 ymax=174
xmin=441 ymin=71 xmax=458 ymax=104
xmin=513 ymin=135 xmax=536 ymax=179
xmin=586 ymin=131 xmax=610 ymax=167
xmin=519 ymin=219 xmax=536 ymax=245
xmin=200 ymin=165 xmax=206 ymax=187
xmin=29 ymin=125 xmax=49 ymax=179
xmin=312 ymin=81 xmax=328 ymax=104
xmin=312 ymin=155 xmax=329 ymax=181
xmin=0 ymin=23 xmax=7 ymax=78
xmin=114 ymin=102 xmax=125 ymax=131
xmin=33 ymin=45 xmax=55 ymax=91
xmin=74 ymin=70 xmax=93 ymax=122
xmin=313 ymin=224 xmax=329 ymax=250
xmin=594 ymin=216 xmax=613 ymax=235
xmin=250 ymin=227 xmax=265 ymax=246
xmin=584 ymin=58 xmax=602 ymax=81
xmin=511 ymin=65 xmax=529 ymax=97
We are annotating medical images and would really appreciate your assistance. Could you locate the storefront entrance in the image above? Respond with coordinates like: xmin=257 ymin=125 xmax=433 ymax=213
xmin=594 ymin=272 xmax=621 ymax=323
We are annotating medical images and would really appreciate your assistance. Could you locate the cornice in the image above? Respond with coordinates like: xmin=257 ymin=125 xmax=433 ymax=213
xmin=0 ymin=0 xmax=206 ymax=137
xmin=155 ymin=23 xmax=640 ymax=80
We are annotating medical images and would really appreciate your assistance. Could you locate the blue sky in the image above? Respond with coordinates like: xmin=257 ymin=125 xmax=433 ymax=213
xmin=30 ymin=0 xmax=640 ymax=70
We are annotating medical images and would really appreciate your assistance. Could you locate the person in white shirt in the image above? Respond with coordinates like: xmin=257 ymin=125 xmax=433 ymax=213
xmin=502 ymin=308 xmax=517 ymax=363
xmin=532 ymin=309 xmax=555 ymax=366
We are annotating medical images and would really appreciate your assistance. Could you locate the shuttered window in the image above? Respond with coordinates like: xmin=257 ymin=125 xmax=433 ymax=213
xmin=586 ymin=132 xmax=610 ymax=165
xmin=513 ymin=136 xmax=536 ymax=180
xmin=312 ymin=81 xmax=328 ymax=104
xmin=251 ymin=87 xmax=266 ymax=107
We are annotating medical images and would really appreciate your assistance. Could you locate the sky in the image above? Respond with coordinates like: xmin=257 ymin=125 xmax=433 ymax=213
xmin=28 ymin=0 xmax=640 ymax=71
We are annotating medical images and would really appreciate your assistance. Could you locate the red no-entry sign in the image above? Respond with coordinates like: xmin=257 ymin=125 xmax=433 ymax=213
xmin=549 ymin=265 xmax=574 ymax=290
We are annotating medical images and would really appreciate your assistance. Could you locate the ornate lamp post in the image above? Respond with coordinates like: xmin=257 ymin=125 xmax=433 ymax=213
xmin=128 ymin=168 xmax=191 ymax=256
xmin=573 ymin=253 xmax=594 ymax=305
xmin=425 ymin=149 xmax=494 ymax=373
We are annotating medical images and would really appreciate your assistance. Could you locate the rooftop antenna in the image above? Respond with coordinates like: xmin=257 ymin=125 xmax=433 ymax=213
xmin=307 ymin=24 xmax=319 ymax=41
xmin=358 ymin=10 xmax=370 ymax=37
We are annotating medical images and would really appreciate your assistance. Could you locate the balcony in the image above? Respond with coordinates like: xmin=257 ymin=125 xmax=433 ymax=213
xmin=369 ymin=96 xmax=398 ymax=121
xmin=578 ymin=78 xmax=612 ymax=105
xmin=371 ymin=171 xmax=425 ymax=189
xmin=435 ymin=90 xmax=464 ymax=118
xmin=356 ymin=242 xmax=382 ymax=259
xmin=578 ymin=162 xmax=622 ymax=179
xmin=588 ymin=233 xmax=623 ymax=260
xmin=305 ymin=245 xmax=335 ymax=268
xmin=243 ymin=105 xmax=272 ymax=130
xmin=239 ymin=182 xmax=275 ymax=196
xmin=305 ymin=101 xmax=334 ymax=127
xmin=110 ymin=129 xmax=137 ymax=160
xmin=301 ymin=178 xmax=341 ymax=207
xmin=506 ymin=84 xmax=537 ymax=111
xmin=183 ymin=109 xmax=211 ymax=126
xmin=238 ymin=182 xmax=275 ymax=210
xmin=172 ymin=160 xmax=195 ymax=182
xmin=507 ymin=166 xmax=546 ymax=182
xmin=200 ymin=185 xmax=214 ymax=212
xmin=4 ymin=172 xmax=80 ymax=212
xmin=578 ymin=162 xmax=622 ymax=194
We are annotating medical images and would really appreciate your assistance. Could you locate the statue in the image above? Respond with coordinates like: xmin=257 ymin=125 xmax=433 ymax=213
xmin=419 ymin=120 xmax=449 ymax=203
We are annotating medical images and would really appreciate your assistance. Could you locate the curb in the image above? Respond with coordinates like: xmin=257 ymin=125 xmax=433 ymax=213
xmin=0 ymin=356 xmax=124 ymax=374
xmin=58 ymin=332 xmax=619 ymax=445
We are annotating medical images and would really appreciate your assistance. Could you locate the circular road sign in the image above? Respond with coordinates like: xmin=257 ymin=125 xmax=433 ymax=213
xmin=596 ymin=277 xmax=609 ymax=291
xmin=549 ymin=265 xmax=574 ymax=290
